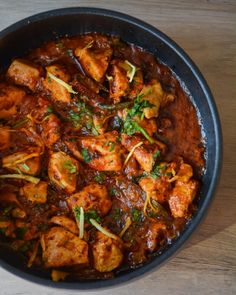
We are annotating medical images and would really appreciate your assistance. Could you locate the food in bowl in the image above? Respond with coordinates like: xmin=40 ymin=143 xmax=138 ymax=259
xmin=0 ymin=33 xmax=204 ymax=281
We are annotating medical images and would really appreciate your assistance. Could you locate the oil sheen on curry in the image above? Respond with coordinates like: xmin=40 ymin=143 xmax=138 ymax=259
xmin=0 ymin=34 xmax=205 ymax=281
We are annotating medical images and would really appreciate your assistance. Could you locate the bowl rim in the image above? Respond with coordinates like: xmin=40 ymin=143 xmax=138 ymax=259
xmin=0 ymin=6 xmax=222 ymax=290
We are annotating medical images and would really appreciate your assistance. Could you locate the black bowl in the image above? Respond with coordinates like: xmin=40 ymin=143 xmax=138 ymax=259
xmin=0 ymin=7 xmax=222 ymax=290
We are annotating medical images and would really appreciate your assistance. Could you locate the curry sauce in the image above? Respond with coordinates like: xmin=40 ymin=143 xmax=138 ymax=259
xmin=0 ymin=34 xmax=204 ymax=281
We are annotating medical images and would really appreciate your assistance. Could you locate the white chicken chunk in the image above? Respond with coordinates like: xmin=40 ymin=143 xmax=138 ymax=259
xmin=50 ymin=216 xmax=78 ymax=235
xmin=139 ymin=79 xmax=175 ymax=119
xmin=92 ymin=231 xmax=123 ymax=272
xmin=0 ymin=83 xmax=25 ymax=119
xmin=7 ymin=59 xmax=41 ymax=91
xmin=169 ymin=163 xmax=198 ymax=218
xmin=75 ymin=38 xmax=112 ymax=83
xmin=43 ymin=65 xmax=71 ymax=103
xmin=67 ymin=183 xmax=112 ymax=216
xmin=41 ymin=227 xmax=88 ymax=268
xmin=80 ymin=131 xmax=122 ymax=171
xmin=121 ymin=134 xmax=159 ymax=172
xmin=108 ymin=60 xmax=129 ymax=103
xmin=40 ymin=114 xmax=60 ymax=147
xmin=48 ymin=152 xmax=79 ymax=194
xmin=2 ymin=147 xmax=41 ymax=175
xmin=20 ymin=181 xmax=48 ymax=203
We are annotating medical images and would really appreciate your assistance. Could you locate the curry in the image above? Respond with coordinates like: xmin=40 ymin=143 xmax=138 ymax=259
xmin=0 ymin=33 xmax=204 ymax=281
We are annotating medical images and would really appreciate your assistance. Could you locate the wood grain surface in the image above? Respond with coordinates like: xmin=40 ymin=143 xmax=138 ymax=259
xmin=0 ymin=1 xmax=235 ymax=294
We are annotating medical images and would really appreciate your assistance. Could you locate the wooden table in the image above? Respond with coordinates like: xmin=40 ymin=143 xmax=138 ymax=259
xmin=0 ymin=1 xmax=235 ymax=294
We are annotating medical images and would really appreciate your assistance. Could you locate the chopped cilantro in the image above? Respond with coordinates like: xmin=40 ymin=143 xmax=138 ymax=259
xmin=47 ymin=106 xmax=53 ymax=113
xmin=74 ymin=207 xmax=101 ymax=224
xmin=131 ymin=208 xmax=143 ymax=222
xmin=94 ymin=172 xmax=106 ymax=184
xmin=81 ymin=148 xmax=92 ymax=163
xmin=123 ymin=119 xmax=154 ymax=144
xmin=127 ymin=93 xmax=151 ymax=119
xmin=109 ymin=187 xmax=117 ymax=197
xmin=150 ymin=164 xmax=166 ymax=179
xmin=113 ymin=208 xmax=122 ymax=221
xmin=105 ymin=141 xmax=116 ymax=152
xmin=63 ymin=160 xmax=77 ymax=174
xmin=153 ymin=150 xmax=161 ymax=160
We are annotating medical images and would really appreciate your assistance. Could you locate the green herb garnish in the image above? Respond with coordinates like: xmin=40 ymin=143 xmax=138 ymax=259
xmin=63 ymin=160 xmax=77 ymax=174
xmin=81 ymin=148 xmax=92 ymax=163
xmin=123 ymin=120 xmax=154 ymax=143
xmin=127 ymin=93 xmax=151 ymax=119
xmin=20 ymin=163 xmax=30 ymax=171
xmin=150 ymin=164 xmax=166 ymax=179
xmin=153 ymin=150 xmax=161 ymax=160
xmin=47 ymin=106 xmax=53 ymax=113
xmin=74 ymin=207 xmax=101 ymax=224
xmin=131 ymin=208 xmax=143 ymax=222
xmin=94 ymin=172 xmax=106 ymax=184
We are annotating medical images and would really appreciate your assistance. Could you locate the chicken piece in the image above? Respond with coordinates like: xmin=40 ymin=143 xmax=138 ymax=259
xmin=92 ymin=114 xmax=112 ymax=135
xmin=40 ymin=114 xmax=60 ymax=147
xmin=139 ymin=79 xmax=175 ymax=119
xmin=135 ymin=117 xmax=157 ymax=136
xmin=129 ymin=69 xmax=144 ymax=99
xmin=50 ymin=215 xmax=79 ymax=235
xmin=0 ymin=84 xmax=25 ymax=119
xmin=41 ymin=227 xmax=88 ymax=268
xmin=67 ymin=183 xmax=112 ymax=216
xmin=43 ymin=65 xmax=71 ymax=103
xmin=20 ymin=181 xmax=48 ymax=203
xmin=2 ymin=147 xmax=41 ymax=175
xmin=0 ymin=126 xmax=10 ymax=150
xmin=92 ymin=231 xmax=123 ymax=272
xmin=31 ymin=97 xmax=51 ymax=121
xmin=139 ymin=174 xmax=171 ymax=203
xmin=123 ymin=156 xmax=139 ymax=178
xmin=108 ymin=60 xmax=129 ymax=103
xmin=121 ymin=134 xmax=159 ymax=172
xmin=7 ymin=59 xmax=41 ymax=91
xmin=75 ymin=40 xmax=112 ymax=83
xmin=177 ymin=163 xmax=194 ymax=182
xmin=169 ymin=163 xmax=198 ymax=218
xmin=48 ymin=152 xmax=79 ymax=194
xmin=145 ymin=221 xmax=166 ymax=252
xmin=80 ymin=131 xmax=122 ymax=171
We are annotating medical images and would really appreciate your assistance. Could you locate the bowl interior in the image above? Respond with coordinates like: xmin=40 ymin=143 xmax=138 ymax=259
xmin=0 ymin=7 xmax=222 ymax=289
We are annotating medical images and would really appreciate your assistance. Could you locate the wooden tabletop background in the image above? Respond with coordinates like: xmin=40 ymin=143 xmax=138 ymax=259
xmin=0 ymin=1 xmax=235 ymax=294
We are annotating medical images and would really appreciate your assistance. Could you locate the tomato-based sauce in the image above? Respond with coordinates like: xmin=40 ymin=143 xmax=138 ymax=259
xmin=0 ymin=34 xmax=204 ymax=281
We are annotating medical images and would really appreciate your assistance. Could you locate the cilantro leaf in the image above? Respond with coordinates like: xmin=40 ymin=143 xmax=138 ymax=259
xmin=81 ymin=148 xmax=92 ymax=163
xmin=131 ymin=208 xmax=143 ymax=222
xmin=63 ymin=160 xmax=77 ymax=174
xmin=74 ymin=207 xmax=101 ymax=224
